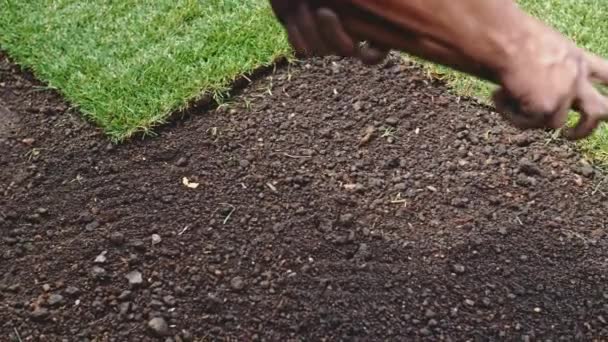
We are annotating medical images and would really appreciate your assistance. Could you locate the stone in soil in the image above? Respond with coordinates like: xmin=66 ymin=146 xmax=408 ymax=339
xmin=90 ymin=266 xmax=107 ymax=279
xmin=125 ymin=271 xmax=143 ymax=287
xmin=148 ymin=317 xmax=170 ymax=336
xmin=64 ymin=286 xmax=80 ymax=296
xmin=175 ymin=157 xmax=188 ymax=167
xmin=230 ymin=276 xmax=245 ymax=291
xmin=94 ymin=251 xmax=107 ymax=264
xmin=163 ymin=295 xmax=176 ymax=306
xmin=575 ymin=164 xmax=595 ymax=178
xmin=452 ymin=264 xmax=466 ymax=274
xmin=151 ymin=234 xmax=162 ymax=245
xmin=30 ymin=308 xmax=50 ymax=321
xmin=47 ymin=294 xmax=64 ymax=306
xmin=109 ymin=232 xmax=125 ymax=246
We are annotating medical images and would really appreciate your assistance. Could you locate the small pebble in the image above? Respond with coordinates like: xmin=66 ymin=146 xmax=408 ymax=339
xmin=109 ymin=232 xmax=125 ymax=246
xmin=148 ymin=317 xmax=170 ymax=336
xmin=163 ymin=295 xmax=176 ymax=306
xmin=353 ymin=101 xmax=363 ymax=111
xmin=181 ymin=330 xmax=193 ymax=341
xmin=451 ymin=197 xmax=469 ymax=208
xmin=385 ymin=117 xmax=399 ymax=126
xmin=344 ymin=183 xmax=365 ymax=193
xmin=125 ymin=271 xmax=143 ymax=286
xmin=65 ymin=286 xmax=81 ymax=296
xmin=452 ymin=264 xmax=466 ymax=274
xmin=85 ymin=221 xmax=100 ymax=232
xmin=519 ymin=158 xmax=542 ymax=176
xmin=575 ymin=164 xmax=594 ymax=178
xmin=30 ymin=308 xmax=50 ymax=321
xmin=419 ymin=327 xmax=432 ymax=336
xmin=129 ymin=239 xmax=146 ymax=251
xmin=354 ymin=243 xmax=371 ymax=261
xmin=47 ymin=294 xmax=64 ymax=306
xmin=150 ymin=299 xmax=164 ymax=308
xmin=118 ymin=290 xmax=132 ymax=301
xmin=339 ymin=213 xmax=354 ymax=226
xmin=119 ymin=302 xmax=131 ymax=315
xmin=91 ymin=266 xmax=107 ymax=280
xmin=94 ymin=251 xmax=107 ymax=264
xmin=516 ymin=174 xmax=536 ymax=187
xmin=394 ymin=183 xmax=407 ymax=191
xmin=151 ymin=234 xmax=162 ymax=245
xmin=230 ymin=276 xmax=245 ymax=291
xmin=481 ymin=297 xmax=491 ymax=307
xmin=319 ymin=128 xmax=332 ymax=138
xmin=512 ymin=133 xmax=532 ymax=147
xmin=175 ymin=157 xmax=188 ymax=167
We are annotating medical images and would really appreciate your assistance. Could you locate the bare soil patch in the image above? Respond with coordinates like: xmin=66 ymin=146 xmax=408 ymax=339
xmin=0 ymin=97 xmax=20 ymax=140
xmin=1 ymin=52 xmax=608 ymax=341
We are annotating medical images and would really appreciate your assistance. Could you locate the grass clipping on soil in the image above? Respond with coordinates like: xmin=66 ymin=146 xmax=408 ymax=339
xmin=418 ymin=0 xmax=608 ymax=165
xmin=0 ymin=0 xmax=291 ymax=141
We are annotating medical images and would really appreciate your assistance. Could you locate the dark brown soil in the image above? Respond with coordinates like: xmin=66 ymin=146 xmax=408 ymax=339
xmin=2 ymin=51 xmax=608 ymax=341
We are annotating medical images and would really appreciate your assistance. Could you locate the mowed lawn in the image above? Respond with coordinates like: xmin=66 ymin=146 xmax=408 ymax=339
xmin=0 ymin=0 xmax=291 ymax=141
xmin=1 ymin=0 xmax=608 ymax=164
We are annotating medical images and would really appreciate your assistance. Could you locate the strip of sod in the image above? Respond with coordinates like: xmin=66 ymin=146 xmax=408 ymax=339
xmin=0 ymin=0 xmax=291 ymax=141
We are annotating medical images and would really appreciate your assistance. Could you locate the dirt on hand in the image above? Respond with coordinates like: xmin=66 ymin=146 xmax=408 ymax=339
xmin=1 ymin=52 xmax=608 ymax=341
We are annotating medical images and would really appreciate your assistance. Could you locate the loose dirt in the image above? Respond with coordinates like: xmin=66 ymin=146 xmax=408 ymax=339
xmin=2 ymin=52 xmax=608 ymax=341
xmin=0 ymin=97 xmax=19 ymax=140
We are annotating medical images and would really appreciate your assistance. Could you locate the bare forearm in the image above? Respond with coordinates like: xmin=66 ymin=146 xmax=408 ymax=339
xmin=335 ymin=0 xmax=530 ymax=75
xmin=339 ymin=12 xmax=499 ymax=82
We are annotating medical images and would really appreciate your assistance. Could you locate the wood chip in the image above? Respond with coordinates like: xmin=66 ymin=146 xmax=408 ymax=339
xmin=182 ymin=177 xmax=200 ymax=189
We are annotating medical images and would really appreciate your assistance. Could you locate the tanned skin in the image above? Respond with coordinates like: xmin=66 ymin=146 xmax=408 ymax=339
xmin=269 ymin=0 xmax=608 ymax=140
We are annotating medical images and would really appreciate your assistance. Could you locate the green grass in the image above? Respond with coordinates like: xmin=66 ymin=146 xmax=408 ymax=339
xmin=417 ymin=0 xmax=608 ymax=165
xmin=1 ymin=0 xmax=607 ymax=164
xmin=0 ymin=0 xmax=291 ymax=141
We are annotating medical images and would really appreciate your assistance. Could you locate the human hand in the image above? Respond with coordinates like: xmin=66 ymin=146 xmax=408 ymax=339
xmin=268 ymin=0 xmax=389 ymax=65
xmin=493 ymin=30 xmax=608 ymax=140
xmin=322 ymin=0 xmax=608 ymax=140
xmin=332 ymin=1 xmax=608 ymax=140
